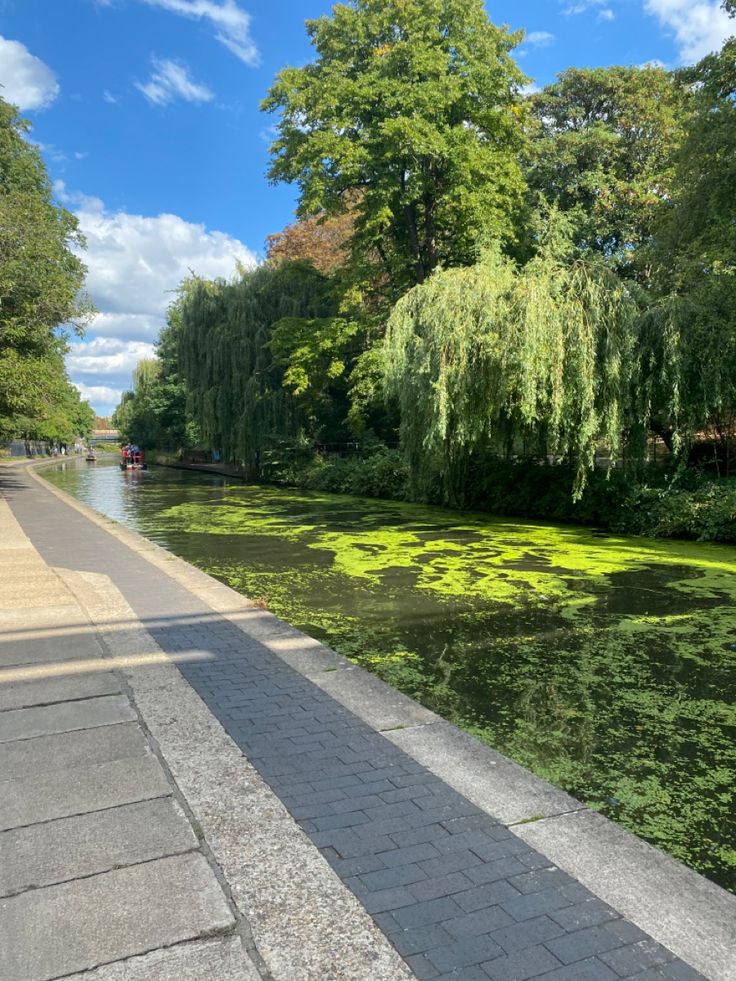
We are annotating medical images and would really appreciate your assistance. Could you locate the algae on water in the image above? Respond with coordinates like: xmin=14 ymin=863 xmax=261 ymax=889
xmin=44 ymin=463 xmax=736 ymax=894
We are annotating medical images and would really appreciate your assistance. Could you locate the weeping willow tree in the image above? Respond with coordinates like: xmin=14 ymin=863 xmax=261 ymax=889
xmin=384 ymin=247 xmax=639 ymax=503
xmin=177 ymin=261 xmax=338 ymax=465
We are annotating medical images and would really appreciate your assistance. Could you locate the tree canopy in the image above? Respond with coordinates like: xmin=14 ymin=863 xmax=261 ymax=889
xmin=637 ymin=36 xmax=736 ymax=465
xmin=263 ymin=0 xmax=529 ymax=296
xmin=528 ymin=66 xmax=691 ymax=278
xmin=0 ymin=97 xmax=93 ymax=441
xmin=384 ymin=239 xmax=639 ymax=503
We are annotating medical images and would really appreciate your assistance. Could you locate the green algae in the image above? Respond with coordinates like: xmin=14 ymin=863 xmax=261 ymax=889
xmin=43 ymin=461 xmax=736 ymax=893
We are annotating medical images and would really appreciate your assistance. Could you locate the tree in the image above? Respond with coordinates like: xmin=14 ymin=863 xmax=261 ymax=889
xmin=0 ymin=97 xmax=92 ymax=436
xmin=177 ymin=261 xmax=341 ymax=464
xmin=113 ymin=291 xmax=198 ymax=450
xmin=263 ymin=0 xmax=528 ymax=296
xmin=384 ymin=236 xmax=639 ymax=504
xmin=639 ymin=37 xmax=736 ymax=469
xmin=528 ymin=67 xmax=691 ymax=279
xmin=266 ymin=209 xmax=354 ymax=276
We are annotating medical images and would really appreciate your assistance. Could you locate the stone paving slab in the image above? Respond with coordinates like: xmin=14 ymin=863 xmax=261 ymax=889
xmin=63 ymin=938 xmax=262 ymax=981
xmin=0 ymin=797 xmax=197 ymax=896
xmin=0 ymin=721 xmax=148 ymax=779
xmin=0 ymin=670 xmax=120 ymax=711
xmin=0 ymin=852 xmax=235 ymax=981
xmin=0 ymin=623 xmax=104 ymax=666
xmin=0 ymin=692 xmax=135 ymax=742
xmin=0 ymin=753 xmax=171 ymax=830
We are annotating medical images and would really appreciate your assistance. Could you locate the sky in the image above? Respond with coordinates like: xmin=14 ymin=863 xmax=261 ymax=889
xmin=0 ymin=0 xmax=733 ymax=416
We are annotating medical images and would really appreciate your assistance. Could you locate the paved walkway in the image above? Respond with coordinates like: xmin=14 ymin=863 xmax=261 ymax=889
xmin=1 ymin=463 xmax=733 ymax=980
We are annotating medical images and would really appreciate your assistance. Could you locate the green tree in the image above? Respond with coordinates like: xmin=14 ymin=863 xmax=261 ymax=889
xmin=0 ymin=97 xmax=92 ymax=436
xmin=113 ymin=289 xmax=203 ymax=451
xmin=177 ymin=261 xmax=341 ymax=464
xmin=528 ymin=67 xmax=691 ymax=278
xmin=263 ymin=0 xmax=528 ymax=296
xmin=384 ymin=236 xmax=639 ymax=504
xmin=639 ymin=37 xmax=736 ymax=469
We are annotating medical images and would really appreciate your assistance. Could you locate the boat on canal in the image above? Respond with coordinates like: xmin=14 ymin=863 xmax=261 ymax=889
xmin=120 ymin=445 xmax=147 ymax=471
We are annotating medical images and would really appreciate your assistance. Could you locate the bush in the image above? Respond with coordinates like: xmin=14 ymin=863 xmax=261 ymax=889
xmin=263 ymin=442 xmax=736 ymax=544
xmin=618 ymin=482 xmax=736 ymax=542
xmin=304 ymin=448 xmax=410 ymax=500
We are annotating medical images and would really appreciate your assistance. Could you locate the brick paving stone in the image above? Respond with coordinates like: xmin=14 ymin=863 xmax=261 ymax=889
xmin=404 ymin=952 xmax=440 ymax=979
xmin=443 ymin=906 xmax=514 ymax=940
xmin=546 ymin=925 xmax=630 ymax=965
xmin=455 ymin=879 xmax=524 ymax=913
xmin=425 ymin=934 xmax=505 ymax=972
xmin=5 ymin=469 xmax=707 ymax=981
xmin=501 ymin=887 xmax=576 ymax=923
xmin=436 ymin=967 xmax=489 ymax=981
xmin=533 ymin=957 xmax=619 ymax=980
xmin=390 ymin=924 xmax=455 ymax=957
xmin=483 ymin=944 xmax=563 ymax=981
xmin=550 ymin=900 xmax=620 ymax=932
xmin=598 ymin=940 xmax=677 ymax=977
xmin=508 ymin=868 xmax=575 ymax=895
xmin=393 ymin=897 xmax=464 ymax=929
xmin=408 ymin=871 xmax=474 ymax=902
xmin=491 ymin=914 xmax=566 ymax=954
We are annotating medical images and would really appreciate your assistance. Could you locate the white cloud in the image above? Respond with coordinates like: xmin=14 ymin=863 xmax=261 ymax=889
xmin=599 ymin=9 xmax=616 ymax=20
xmin=0 ymin=36 xmax=59 ymax=110
xmin=73 ymin=383 xmax=123 ymax=413
xmin=643 ymin=0 xmax=733 ymax=62
xmin=563 ymin=0 xmax=608 ymax=14
xmin=67 ymin=338 xmax=157 ymax=386
xmin=524 ymin=31 xmax=556 ymax=48
xmin=136 ymin=57 xmax=213 ymax=106
xmin=141 ymin=0 xmax=259 ymax=65
xmin=58 ymin=186 xmax=257 ymax=412
xmin=103 ymin=89 xmax=118 ymax=104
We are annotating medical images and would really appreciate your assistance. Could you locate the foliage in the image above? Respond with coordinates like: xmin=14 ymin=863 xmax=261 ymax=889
xmin=528 ymin=66 xmax=691 ymax=278
xmin=638 ymin=38 xmax=736 ymax=466
xmin=0 ymin=97 xmax=93 ymax=439
xmin=113 ymin=292 xmax=199 ymax=450
xmin=263 ymin=0 xmax=528 ymax=296
xmin=177 ymin=261 xmax=342 ymax=464
xmin=269 ymin=314 xmax=360 ymax=431
xmin=384 ymin=240 xmax=639 ymax=503
xmin=271 ymin=446 xmax=409 ymax=499
xmin=265 ymin=208 xmax=354 ymax=275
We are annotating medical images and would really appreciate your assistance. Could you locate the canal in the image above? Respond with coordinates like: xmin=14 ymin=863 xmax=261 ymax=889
xmin=44 ymin=459 xmax=736 ymax=893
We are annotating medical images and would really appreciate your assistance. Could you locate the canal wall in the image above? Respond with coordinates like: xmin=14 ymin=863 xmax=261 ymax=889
xmin=9 ymin=458 xmax=736 ymax=980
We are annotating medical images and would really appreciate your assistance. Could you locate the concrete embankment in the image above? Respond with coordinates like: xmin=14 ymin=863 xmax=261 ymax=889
xmin=1 ymin=460 xmax=734 ymax=981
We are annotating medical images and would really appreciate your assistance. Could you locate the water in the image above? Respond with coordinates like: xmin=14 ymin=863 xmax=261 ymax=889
xmin=44 ymin=459 xmax=736 ymax=892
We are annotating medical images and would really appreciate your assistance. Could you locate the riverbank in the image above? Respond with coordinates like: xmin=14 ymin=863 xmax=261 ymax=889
xmin=3 ymin=458 xmax=735 ymax=979
xmin=155 ymin=449 xmax=736 ymax=545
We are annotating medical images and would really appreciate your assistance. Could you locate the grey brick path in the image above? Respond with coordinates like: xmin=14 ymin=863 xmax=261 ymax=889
xmin=4 ymin=469 xmax=705 ymax=981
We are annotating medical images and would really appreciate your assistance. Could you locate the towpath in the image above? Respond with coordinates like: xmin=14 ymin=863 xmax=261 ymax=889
xmin=0 ymin=461 xmax=734 ymax=981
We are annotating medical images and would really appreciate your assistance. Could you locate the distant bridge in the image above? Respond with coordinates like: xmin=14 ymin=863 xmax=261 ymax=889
xmin=90 ymin=429 xmax=119 ymax=443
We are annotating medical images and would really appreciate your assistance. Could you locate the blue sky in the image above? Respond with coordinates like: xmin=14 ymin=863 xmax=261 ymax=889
xmin=0 ymin=0 xmax=733 ymax=414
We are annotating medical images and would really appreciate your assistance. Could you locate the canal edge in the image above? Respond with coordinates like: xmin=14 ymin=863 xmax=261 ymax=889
xmin=26 ymin=460 xmax=736 ymax=981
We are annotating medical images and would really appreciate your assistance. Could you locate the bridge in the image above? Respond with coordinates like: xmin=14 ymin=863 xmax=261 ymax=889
xmin=89 ymin=428 xmax=119 ymax=444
